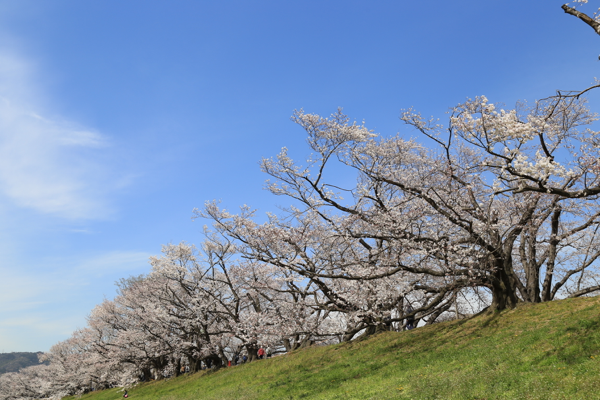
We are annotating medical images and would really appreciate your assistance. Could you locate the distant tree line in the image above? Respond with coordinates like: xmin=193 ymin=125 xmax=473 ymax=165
xmin=0 ymin=353 xmax=46 ymax=375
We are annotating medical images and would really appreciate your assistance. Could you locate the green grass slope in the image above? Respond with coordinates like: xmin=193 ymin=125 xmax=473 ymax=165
xmin=67 ymin=296 xmax=600 ymax=400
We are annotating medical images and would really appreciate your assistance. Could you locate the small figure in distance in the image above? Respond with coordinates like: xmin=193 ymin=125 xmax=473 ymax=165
xmin=266 ymin=347 xmax=272 ymax=358
xmin=123 ymin=389 xmax=128 ymax=398
xmin=383 ymin=315 xmax=392 ymax=330
xmin=257 ymin=347 xmax=265 ymax=359
xmin=405 ymin=304 xmax=415 ymax=330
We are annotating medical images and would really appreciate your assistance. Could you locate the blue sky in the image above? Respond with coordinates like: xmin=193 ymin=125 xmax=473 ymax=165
xmin=0 ymin=0 xmax=598 ymax=352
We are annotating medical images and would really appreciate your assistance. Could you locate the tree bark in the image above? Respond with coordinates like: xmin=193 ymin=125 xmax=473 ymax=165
xmin=562 ymin=4 xmax=600 ymax=35
xmin=489 ymin=258 xmax=520 ymax=311
xmin=541 ymin=207 xmax=561 ymax=301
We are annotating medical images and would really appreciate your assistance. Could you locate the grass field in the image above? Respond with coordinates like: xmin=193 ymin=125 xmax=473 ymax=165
xmin=65 ymin=296 xmax=600 ymax=399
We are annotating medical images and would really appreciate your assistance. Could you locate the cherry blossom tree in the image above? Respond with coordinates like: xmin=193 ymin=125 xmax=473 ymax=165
xmin=149 ymin=238 xmax=342 ymax=358
xmin=86 ymin=273 xmax=195 ymax=380
xmin=0 ymin=365 xmax=57 ymax=400
xmin=201 ymin=91 xmax=600 ymax=314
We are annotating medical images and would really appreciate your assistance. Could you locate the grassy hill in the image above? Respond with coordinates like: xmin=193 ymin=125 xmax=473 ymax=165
xmin=66 ymin=296 xmax=600 ymax=400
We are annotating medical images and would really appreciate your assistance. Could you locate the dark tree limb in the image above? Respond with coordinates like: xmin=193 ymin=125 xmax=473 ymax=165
xmin=562 ymin=4 xmax=600 ymax=35
xmin=568 ymin=284 xmax=600 ymax=298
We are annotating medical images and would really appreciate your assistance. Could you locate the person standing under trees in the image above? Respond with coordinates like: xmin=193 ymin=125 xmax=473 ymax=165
xmin=266 ymin=347 xmax=272 ymax=358
xmin=257 ymin=347 xmax=265 ymax=359
xmin=405 ymin=305 xmax=415 ymax=330
xmin=384 ymin=315 xmax=392 ymax=331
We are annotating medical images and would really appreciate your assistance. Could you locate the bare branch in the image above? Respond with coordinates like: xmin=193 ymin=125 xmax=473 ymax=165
xmin=562 ymin=4 xmax=600 ymax=35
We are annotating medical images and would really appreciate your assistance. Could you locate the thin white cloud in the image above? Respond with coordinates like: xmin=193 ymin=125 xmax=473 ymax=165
xmin=77 ymin=250 xmax=152 ymax=277
xmin=0 ymin=249 xmax=152 ymax=351
xmin=0 ymin=314 xmax=87 ymax=352
xmin=0 ymin=50 xmax=123 ymax=220
xmin=0 ymin=250 xmax=152 ymax=309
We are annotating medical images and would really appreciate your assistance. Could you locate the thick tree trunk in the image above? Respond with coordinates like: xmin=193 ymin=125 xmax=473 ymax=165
xmin=140 ymin=368 xmax=151 ymax=382
xmin=490 ymin=287 xmax=519 ymax=311
xmin=173 ymin=357 xmax=181 ymax=377
xmin=489 ymin=259 xmax=520 ymax=311
xmin=204 ymin=354 xmax=222 ymax=369
xmin=299 ymin=337 xmax=315 ymax=348
xmin=541 ymin=207 xmax=561 ymax=302
xmin=188 ymin=357 xmax=201 ymax=373
xmin=525 ymin=263 xmax=541 ymax=303
xmin=521 ymin=228 xmax=541 ymax=303
xmin=282 ymin=338 xmax=291 ymax=352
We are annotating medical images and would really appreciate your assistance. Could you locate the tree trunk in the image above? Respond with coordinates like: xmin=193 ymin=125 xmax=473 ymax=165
xmin=140 ymin=368 xmax=151 ymax=382
xmin=299 ymin=337 xmax=315 ymax=348
xmin=542 ymin=207 xmax=561 ymax=302
xmin=188 ymin=357 xmax=201 ymax=373
xmin=489 ymin=259 xmax=520 ymax=310
xmin=204 ymin=354 xmax=222 ymax=369
xmin=521 ymin=228 xmax=541 ymax=303
xmin=282 ymin=339 xmax=291 ymax=352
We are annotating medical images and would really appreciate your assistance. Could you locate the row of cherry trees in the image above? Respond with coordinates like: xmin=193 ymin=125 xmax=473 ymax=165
xmin=7 ymin=86 xmax=598 ymax=398
xmin=0 ymin=237 xmax=423 ymax=399
xmin=2 ymin=90 xmax=599 ymax=400
xmin=3 ymin=95 xmax=600 ymax=399
xmin=3 ymin=2 xmax=600 ymax=399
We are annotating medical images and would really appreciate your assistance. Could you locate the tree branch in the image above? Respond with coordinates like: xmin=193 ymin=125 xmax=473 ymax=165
xmin=562 ymin=4 xmax=600 ymax=35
